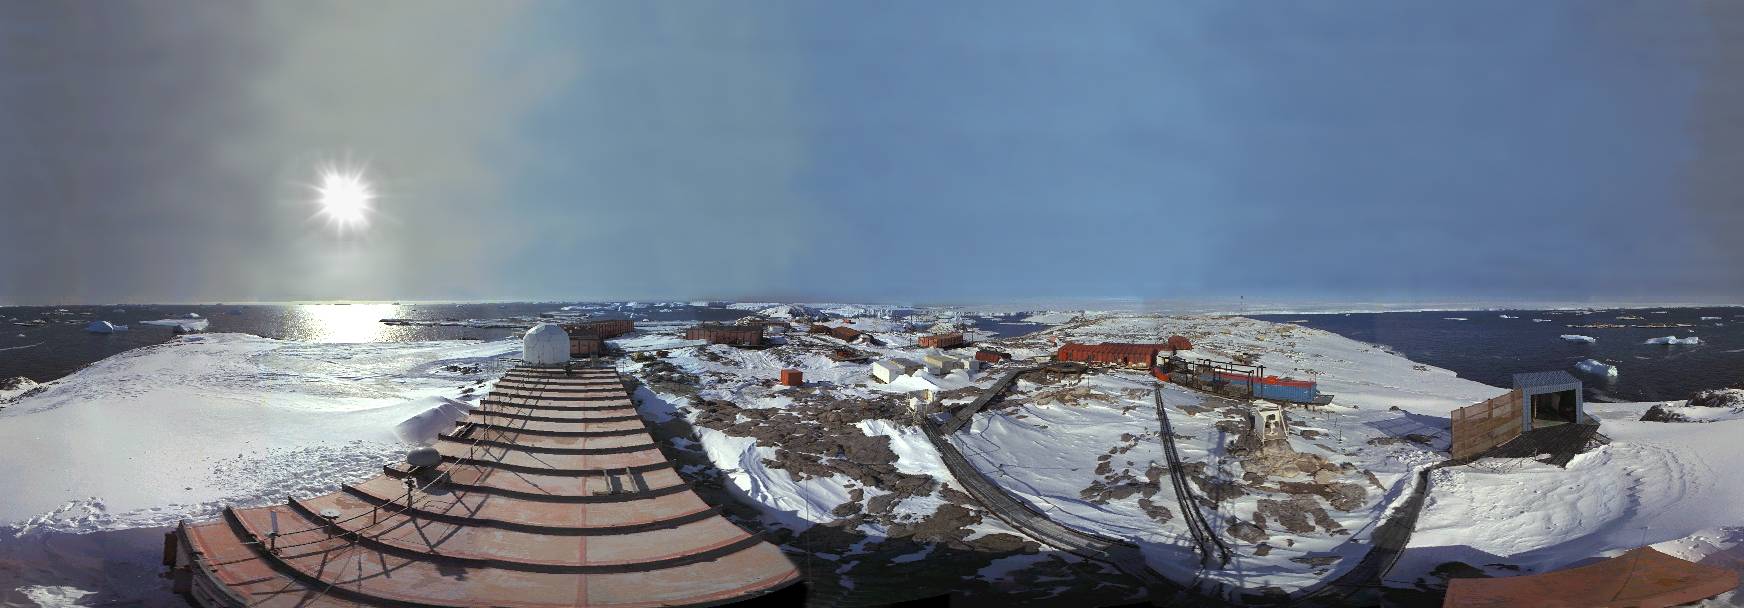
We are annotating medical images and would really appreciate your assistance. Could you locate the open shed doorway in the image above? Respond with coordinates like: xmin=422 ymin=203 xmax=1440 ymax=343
xmin=1530 ymin=389 xmax=1579 ymax=428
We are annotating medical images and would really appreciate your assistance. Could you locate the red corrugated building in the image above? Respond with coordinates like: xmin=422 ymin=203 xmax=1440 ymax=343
xmin=975 ymin=349 xmax=1009 ymax=363
xmin=918 ymin=332 xmax=965 ymax=348
xmin=570 ymin=335 xmax=606 ymax=356
xmin=561 ymin=319 xmax=635 ymax=357
xmin=829 ymin=326 xmax=863 ymax=342
xmin=565 ymin=319 xmax=634 ymax=339
xmin=1055 ymin=342 xmax=1166 ymax=368
xmin=686 ymin=324 xmax=765 ymax=346
xmin=779 ymin=369 xmax=803 ymax=387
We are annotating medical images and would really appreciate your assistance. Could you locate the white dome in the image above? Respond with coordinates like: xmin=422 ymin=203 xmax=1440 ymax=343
xmin=522 ymin=323 xmax=570 ymax=366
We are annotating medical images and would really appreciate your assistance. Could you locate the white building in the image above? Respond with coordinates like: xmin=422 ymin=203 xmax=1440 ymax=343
xmin=922 ymin=353 xmax=966 ymax=375
xmin=522 ymin=323 xmax=571 ymax=366
xmin=872 ymin=358 xmax=923 ymax=384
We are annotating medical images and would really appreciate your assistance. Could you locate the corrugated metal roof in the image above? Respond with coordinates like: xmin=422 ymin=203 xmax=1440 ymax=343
xmin=1513 ymin=370 xmax=1580 ymax=389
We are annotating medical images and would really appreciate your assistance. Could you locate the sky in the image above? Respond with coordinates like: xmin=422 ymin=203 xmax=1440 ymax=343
xmin=1 ymin=1 xmax=1740 ymax=306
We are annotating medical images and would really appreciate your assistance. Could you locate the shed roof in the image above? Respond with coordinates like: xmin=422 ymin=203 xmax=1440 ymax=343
xmin=1445 ymin=547 xmax=1737 ymax=608
xmin=1513 ymin=370 xmax=1581 ymax=389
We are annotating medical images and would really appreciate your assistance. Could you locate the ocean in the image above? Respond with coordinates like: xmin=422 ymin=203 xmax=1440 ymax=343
xmin=1252 ymin=307 xmax=1744 ymax=402
xmin=0 ymin=302 xmax=1046 ymax=385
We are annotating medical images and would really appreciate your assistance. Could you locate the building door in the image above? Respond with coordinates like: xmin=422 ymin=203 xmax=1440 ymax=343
xmin=1530 ymin=390 xmax=1578 ymax=427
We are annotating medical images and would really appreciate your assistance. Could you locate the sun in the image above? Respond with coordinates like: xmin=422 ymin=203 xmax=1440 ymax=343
xmin=314 ymin=167 xmax=374 ymax=232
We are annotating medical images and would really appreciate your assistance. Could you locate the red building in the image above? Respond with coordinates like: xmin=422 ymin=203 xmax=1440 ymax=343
xmin=974 ymin=349 xmax=1009 ymax=363
xmin=829 ymin=326 xmax=863 ymax=342
xmin=1167 ymin=335 xmax=1193 ymax=352
xmin=1055 ymin=342 xmax=1166 ymax=368
xmin=562 ymin=319 xmax=635 ymax=357
xmin=686 ymin=324 xmax=765 ymax=346
xmin=918 ymin=332 xmax=965 ymax=348
xmin=779 ymin=369 xmax=804 ymax=387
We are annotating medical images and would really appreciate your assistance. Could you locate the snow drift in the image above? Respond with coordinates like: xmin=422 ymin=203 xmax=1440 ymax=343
xmin=392 ymin=396 xmax=475 ymax=444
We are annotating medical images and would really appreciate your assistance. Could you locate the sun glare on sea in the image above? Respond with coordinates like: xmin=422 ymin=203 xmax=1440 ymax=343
xmin=313 ymin=167 xmax=374 ymax=232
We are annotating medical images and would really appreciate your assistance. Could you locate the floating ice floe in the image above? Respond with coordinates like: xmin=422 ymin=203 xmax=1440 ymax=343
xmin=83 ymin=321 xmax=127 ymax=333
xmin=1645 ymin=336 xmax=1701 ymax=345
xmin=1443 ymin=317 xmax=1469 ymax=321
xmin=141 ymin=318 xmax=209 ymax=332
xmin=1560 ymin=334 xmax=1597 ymax=343
xmin=1499 ymin=315 xmax=1517 ymax=319
xmin=1573 ymin=358 xmax=1617 ymax=379
xmin=1532 ymin=318 xmax=1553 ymax=322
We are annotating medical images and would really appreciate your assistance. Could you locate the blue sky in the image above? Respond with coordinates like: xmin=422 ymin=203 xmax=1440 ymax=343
xmin=2 ymin=1 xmax=1739 ymax=304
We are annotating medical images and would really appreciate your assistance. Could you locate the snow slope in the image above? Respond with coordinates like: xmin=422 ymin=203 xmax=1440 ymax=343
xmin=1398 ymin=401 xmax=1744 ymax=596
xmin=0 ymin=333 xmax=515 ymax=535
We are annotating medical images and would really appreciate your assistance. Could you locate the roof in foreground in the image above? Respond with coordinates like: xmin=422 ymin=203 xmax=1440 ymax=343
xmin=1444 ymin=546 xmax=1738 ymax=608
xmin=170 ymin=365 xmax=799 ymax=607
xmin=1513 ymin=370 xmax=1580 ymax=389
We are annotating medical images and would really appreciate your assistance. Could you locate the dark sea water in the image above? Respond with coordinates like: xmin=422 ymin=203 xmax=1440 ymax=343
xmin=0 ymin=302 xmax=1042 ymax=385
xmin=0 ymin=302 xmax=757 ymax=384
xmin=1252 ymin=307 xmax=1744 ymax=402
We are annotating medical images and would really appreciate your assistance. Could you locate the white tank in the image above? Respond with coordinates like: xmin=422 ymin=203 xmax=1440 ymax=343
xmin=522 ymin=323 xmax=570 ymax=366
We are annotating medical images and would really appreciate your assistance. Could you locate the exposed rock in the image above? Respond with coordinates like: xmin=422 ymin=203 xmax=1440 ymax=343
xmin=1228 ymin=519 xmax=1269 ymax=543
xmin=1689 ymin=388 xmax=1744 ymax=409
xmin=889 ymin=503 xmax=982 ymax=543
xmin=1275 ymin=481 xmax=1368 ymax=512
xmin=1640 ymin=405 xmax=1689 ymax=423
xmin=1291 ymin=555 xmax=1341 ymax=568
xmin=963 ymin=532 xmax=1037 ymax=554
xmin=1136 ymin=498 xmax=1173 ymax=523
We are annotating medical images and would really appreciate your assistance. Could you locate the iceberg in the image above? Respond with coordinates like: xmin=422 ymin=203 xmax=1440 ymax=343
xmin=1559 ymin=334 xmax=1597 ymax=343
xmin=1573 ymin=358 xmax=1617 ymax=379
xmin=1645 ymin=336 xmax=1701 ymax=346
xmin=141 ymin=318 xmax=210 ymax=332
xmin=83 ymin=321 xmax=127 ymax=333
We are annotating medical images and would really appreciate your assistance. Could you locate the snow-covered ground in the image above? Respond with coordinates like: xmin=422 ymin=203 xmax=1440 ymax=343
xmin=0 ymin=333 xmax=514 ymax=534
xmin=1398 ymin=400 xmax=1744 ymax=602
xmin=620 ymin=311 xmax=1524 ymax=595
xmin=6 ymin=304 xmax=1741 ymax=605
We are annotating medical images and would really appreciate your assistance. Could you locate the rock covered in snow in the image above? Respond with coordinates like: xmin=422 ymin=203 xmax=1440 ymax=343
xmin=756 ymin=304 xmax=821 ymax=320
xmin=1645 ymin=335 xmax=1701 ymax=345
xmin=1688 ymin=387 xmax=1744 ymax=410
xmin=1559 ymin=334 xmax=1596 ymax=343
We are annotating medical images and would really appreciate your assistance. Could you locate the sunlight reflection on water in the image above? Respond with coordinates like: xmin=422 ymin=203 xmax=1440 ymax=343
xmin=287 ymin=303 xmax=405 ymax=343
